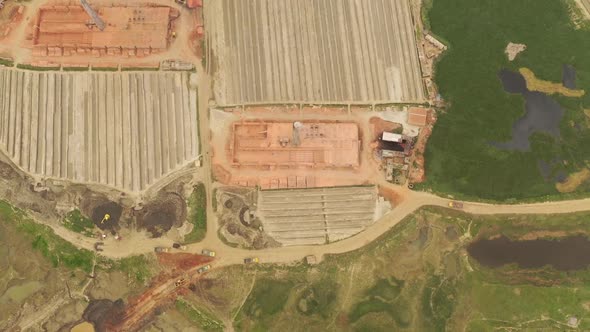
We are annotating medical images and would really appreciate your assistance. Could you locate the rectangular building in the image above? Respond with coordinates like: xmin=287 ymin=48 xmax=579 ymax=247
xmin=230 ymin=122 xmax=360 ymax=168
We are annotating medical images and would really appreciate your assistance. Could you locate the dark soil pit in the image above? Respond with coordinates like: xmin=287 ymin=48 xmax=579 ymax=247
xmin=91 ymin=202 xmax=123 ymax=231
xmin=136 ymin=194 xmax=187 ymax=238
xmin=83 ymin=299 xmax=125 ymax=332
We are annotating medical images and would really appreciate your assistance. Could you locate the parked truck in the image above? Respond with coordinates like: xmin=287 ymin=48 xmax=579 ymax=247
xmin=448 ymin=201 xmax=464 ymax=209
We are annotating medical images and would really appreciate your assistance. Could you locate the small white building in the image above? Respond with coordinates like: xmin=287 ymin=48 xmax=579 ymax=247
xmin=382 ymin=132 xmax=403 ymax=143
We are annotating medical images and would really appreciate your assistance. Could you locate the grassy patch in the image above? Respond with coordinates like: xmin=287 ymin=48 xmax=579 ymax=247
xmin=556 ymin=168 xmax=590 ymax=192
xmin=92 ymin=66 xmax=119 ymax=72
xmin=236 ymin=279 xmax=294 ymax=331
xmin=175 ymin=298 xmax=225 ymax=331
xmin=62 ymin=66 xmax=89 ymax=72
xmin=297 ymin=278 xmax=338 ymax=317
xmin=424 ymin=0 xmax=590 ymax=200
xmin=62 ymin=209 xmax=95 ymax=237
xmin=0 ymin=200 xmax=157 ymax=281
xmin=350 ymin=277 xmax=410 ymax=327
xmin=16 ymin=64 xmax=60 ymax=71
xmin=210 ymin=207 xmax=590 ymax=330
xmin=0 ymin=58 xmax=14 ymax=67
xmin=121 ymin=66 xmax=159 ymax=71
xmin=184 ymin=183 xmax=207 ymax=243
xmin=421 ymin=275 xmax=457 ymax=332
xmin=520 ymin=67 xmax=585 ymax=97
xmin=105 ymin=255 xmax=153 ymax=283
xmin=212 ymin=188 xmax=218 ymax=211
xmin=0 ymin=201 xmax=95 ymax=272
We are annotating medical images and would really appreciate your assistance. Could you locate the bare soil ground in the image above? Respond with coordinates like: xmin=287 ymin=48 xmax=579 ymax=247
xmin=157 ymin=253 xmax=212 ymax=271
xmin=209 ymin=106 xmax=388 ymax=189
xmin=0 ymin=0 xmax=204 ymax=67
xmin=369 ymin=117 xmax=401 ymax=140
xmin=520 ymin=67 xmax=585 ymax=97
xmin=556 ymin=168 xmax=590 ymax=193
xmin=505 ymin=42 xmax=526 ymax=61
xmin=136 ymin=193 xmax=187 ymax=237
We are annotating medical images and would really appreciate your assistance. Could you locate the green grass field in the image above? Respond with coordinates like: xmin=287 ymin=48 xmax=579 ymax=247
xmin=184 ymin=183 xmax=207 ymax=243
xmin=211 ymin=207 xmax=590 ymax=331
xmin=0 ymin=201 xmax=95 ymax=272
xmin=424 ymin=0 xmax=590 ymax=200
xmin=61 ymin=210 xmax=95 ymax=237
xmin=0 ymin=200 xmax=155 ymax=281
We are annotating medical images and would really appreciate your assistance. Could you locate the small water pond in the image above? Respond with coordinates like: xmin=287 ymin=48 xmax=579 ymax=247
xmin=468 ymin=235 xmax=590 ymax=271
xmin=491 ymin=69 xmax=565 ymax=151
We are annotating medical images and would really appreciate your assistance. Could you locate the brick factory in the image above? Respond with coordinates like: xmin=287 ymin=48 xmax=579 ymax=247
xmin=229 ymin=121 xmax=361 ymax=169
xmin=27 ymin=2 xmax=179 ymax=57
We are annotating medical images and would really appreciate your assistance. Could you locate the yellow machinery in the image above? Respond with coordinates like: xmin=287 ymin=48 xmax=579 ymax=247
xmin=100 ymin=214 xmax=110 ymax=224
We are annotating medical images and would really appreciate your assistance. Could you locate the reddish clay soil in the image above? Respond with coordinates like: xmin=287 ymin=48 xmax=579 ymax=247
xmin=379 ymin=185 xmax=405 ymax=205
xmin=369 ymin=117 xmax=401 ymax=140
xmin=157 ymin=253 xmax=213 ymax=271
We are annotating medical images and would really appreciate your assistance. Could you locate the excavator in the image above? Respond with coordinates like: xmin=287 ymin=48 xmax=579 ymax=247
xmin=80 ymin=0 xmax=106 ymax=31
xmin=100 ymin=213 xmax=110 ymax=224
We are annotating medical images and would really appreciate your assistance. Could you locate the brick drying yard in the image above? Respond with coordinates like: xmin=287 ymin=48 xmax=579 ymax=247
xmin=205 ymin=0 xmax=425 ymax=106
xmin=0 ymin=68 xmax=199 ymax=192
xmin=257 ymin=186 xmax=378 ymax=246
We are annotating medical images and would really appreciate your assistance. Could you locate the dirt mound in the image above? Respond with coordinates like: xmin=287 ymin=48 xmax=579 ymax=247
xmin=157 ymin=253 xmax=213 ymax=271
xmin=136 ymin=194 xmax=187 ymax=237
xmin=83 ymin=299 xmax=125 ymax=332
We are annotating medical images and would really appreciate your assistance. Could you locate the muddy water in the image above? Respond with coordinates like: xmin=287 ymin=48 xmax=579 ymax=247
xmin=468 ymin=235 xmax=590 ymax=271
xmin=492 ymin=69 xmax=565 ymax=151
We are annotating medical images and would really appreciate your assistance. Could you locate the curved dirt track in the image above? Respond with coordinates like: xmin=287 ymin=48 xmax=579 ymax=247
xmin=43 ymin=187 xmax=590 ymax=266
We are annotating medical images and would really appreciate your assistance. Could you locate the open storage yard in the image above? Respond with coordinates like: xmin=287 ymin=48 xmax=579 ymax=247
xmin=230 ymin=121 xmax=360 ymax=169
xmin=0 ymin=68 xmax=199 ymax=192
xmin=205 ymin=0 xmax=425 ymax=106
xmin=257 ymin=186 xmax=378 ymax=246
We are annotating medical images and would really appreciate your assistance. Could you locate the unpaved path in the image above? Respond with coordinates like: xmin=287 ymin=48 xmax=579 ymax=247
xmin=32 ymin=184 xmax=590 ymax=265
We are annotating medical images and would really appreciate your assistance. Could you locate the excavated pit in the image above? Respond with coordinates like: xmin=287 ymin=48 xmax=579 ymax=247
xmin=136 ymin=193 xmax=186 ymax=237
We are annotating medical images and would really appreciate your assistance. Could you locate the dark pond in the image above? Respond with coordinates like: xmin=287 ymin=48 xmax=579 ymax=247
xmin=562 ymin=64 xmax=577 ymax=89
xmin=468 ymin=235 xmax=590 ymax=271
xmin=537 ymin=159 xmax=567 ymax=183
xmin=492 ymin=69 xmax=571 ymax=151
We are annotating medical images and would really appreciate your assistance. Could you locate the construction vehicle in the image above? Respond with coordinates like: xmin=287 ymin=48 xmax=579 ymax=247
xmin=80 ymin=0 xmax=106 ymax=31
xmin=448 ymin=201 xmax=464 ymax=209
xmin=244 ymin=257 xmax=259 ymax=264
xmin=175 ymin=278 xmax=188 ymax=287
xmin=154 ymin=247 xmax=170 ymax=253
xmin=100 ymin=213 xmax=110 ymax=224
xmin=197 ymin=265 xmax=211 ymax=273
xmin=172 ymin=243 xmax=187 ymax=250
xmin=202 ymin=249 xmax=216 ymax=257
xmin=94 ymin=242 xmax=104 ymax=252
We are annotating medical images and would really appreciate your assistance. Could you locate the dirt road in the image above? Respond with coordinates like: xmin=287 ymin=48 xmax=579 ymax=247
xmin=48 ymin=183 xmax=590 ymax=265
